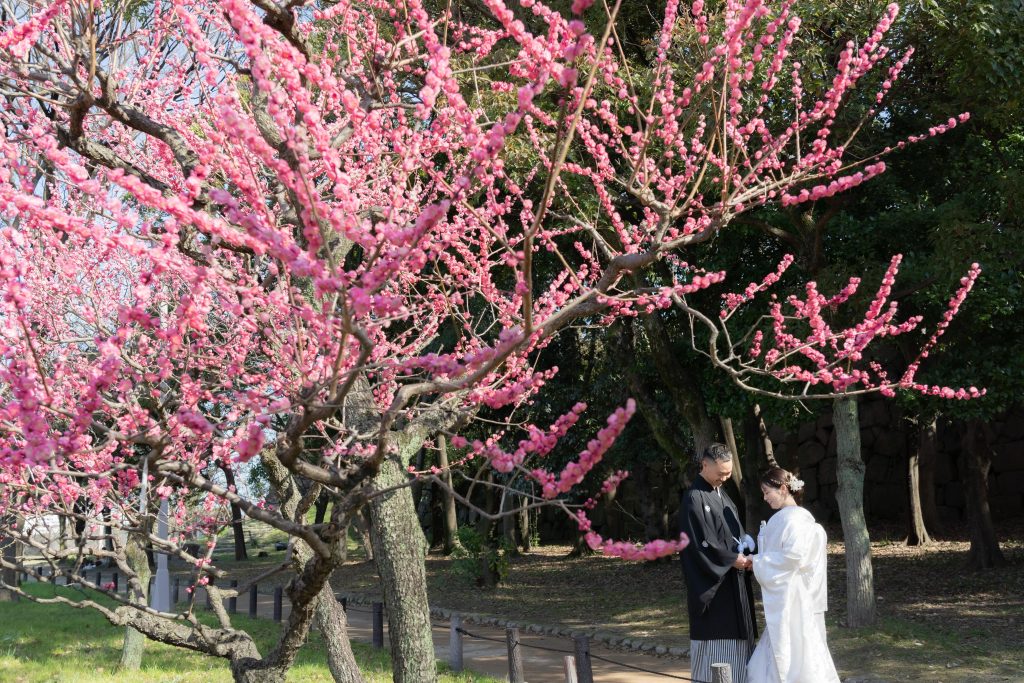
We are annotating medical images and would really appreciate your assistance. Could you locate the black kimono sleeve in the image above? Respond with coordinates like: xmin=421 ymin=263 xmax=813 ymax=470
xmin=680 ymin=489 xmax=738 ymax=607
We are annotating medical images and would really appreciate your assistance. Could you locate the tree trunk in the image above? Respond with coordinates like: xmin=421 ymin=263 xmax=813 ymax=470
xmin=517 ymin=499 xmax=531 ymax=552
xmin=752 ymin=404 xmax=778 ymax=467
xmin=411 ymin=448 xmax=426 ymax=511
xmin=438 ymin=435 xmax=463 ymax=555
xmin=905 ymin=418 xmax=933 ymax=546
xmin=103 ymin=507 xmax=115 ymax=552
xmin=314 ymin=492 xmax=330 ymax=526
xmin=58 ymin=516 xmax=68 ymax=553
xmin=261 ymin=450 xmax=364 ymax=683
xmin=338 ymin=521 xmax=351 ymax=564
xmin=0 ymin=516 xmax=22 ymax=602
xmin=117 ymin=533 xmax=152 ymax=671
xmin=918 ymin=416 xmax=943 ymax=534
xmin=962 ymin=419 xmax=1007 ymax=569
xmin=833 ymin=396 xmax=876 ymax=627
xmin=314 ymin=584 xmax=366 ymax=683
xmin=472 ymin=472 xmax=501 ymax=587
xmin=501 ymin=491 xmax=520 ymax=556
xmin=416 ymin=479 xmax=434 ymax=543
xmin=720 ymin=416 xmax=745 ymax=515
xmin=740 ymin=407 xmax=772 ymax=534
xmin=353 ymin=509 xmax=374 ymax=562
xmin=369 ymin=456 xmax=437 ymax=683
xmin=221 ymin=463 xmax=248 ymax=561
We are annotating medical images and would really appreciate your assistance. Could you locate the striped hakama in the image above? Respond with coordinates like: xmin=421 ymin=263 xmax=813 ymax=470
xmin=690 ymin=638 xmax=753 ymax=683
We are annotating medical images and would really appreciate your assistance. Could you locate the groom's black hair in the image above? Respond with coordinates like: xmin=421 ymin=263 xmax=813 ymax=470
xmin=702 ymin=442 xmax=733 ymax=463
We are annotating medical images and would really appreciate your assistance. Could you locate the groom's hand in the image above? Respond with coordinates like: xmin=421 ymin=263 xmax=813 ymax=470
xmin=732 ymin=554 xmax=747 ymax=570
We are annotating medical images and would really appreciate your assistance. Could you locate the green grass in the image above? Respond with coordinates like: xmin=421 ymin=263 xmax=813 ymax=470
xmin=0 ymin=585 xmax=497 ymax=683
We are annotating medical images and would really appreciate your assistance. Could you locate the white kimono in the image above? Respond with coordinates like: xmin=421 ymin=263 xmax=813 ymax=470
xmin=747 ymin=506 xmax=840 ymax=683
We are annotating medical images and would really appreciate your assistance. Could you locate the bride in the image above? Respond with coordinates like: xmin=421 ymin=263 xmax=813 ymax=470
xmin=746 ymin=467 xmax=840 ymax=683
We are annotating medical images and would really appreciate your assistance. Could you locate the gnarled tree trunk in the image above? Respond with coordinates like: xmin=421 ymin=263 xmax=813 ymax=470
xmin=369 ymin=454 xmax=437 ymax=683
xmin=118 ymin=532 xmax=152 ymax=671
xmin=315 ymin=584 xmax=365 ymax=683
xmin=834 ymin=396 xmax=875 ymax=627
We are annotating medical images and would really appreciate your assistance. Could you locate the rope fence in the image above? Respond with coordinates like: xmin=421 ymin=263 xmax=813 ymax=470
xmin=20 ymin=568 xmax=734 ymax=683
xmin=452 ymin=622 xmax=724 ymax=683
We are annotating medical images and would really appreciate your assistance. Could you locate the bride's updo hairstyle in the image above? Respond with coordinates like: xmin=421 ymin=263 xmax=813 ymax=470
xmin=760 ymin=466 xmax=805 ymax=504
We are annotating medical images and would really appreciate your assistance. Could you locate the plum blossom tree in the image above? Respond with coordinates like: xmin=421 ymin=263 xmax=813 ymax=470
xmin=0 ymin=0 xmax=979 ymax=679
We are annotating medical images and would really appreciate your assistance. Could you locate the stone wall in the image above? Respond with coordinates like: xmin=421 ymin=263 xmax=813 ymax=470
xmin=768 ymin=400 xmax=1024 ymax=524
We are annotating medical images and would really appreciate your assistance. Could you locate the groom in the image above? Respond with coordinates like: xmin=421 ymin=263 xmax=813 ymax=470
xmin=680 ymin=443 xmax=757 ymax=683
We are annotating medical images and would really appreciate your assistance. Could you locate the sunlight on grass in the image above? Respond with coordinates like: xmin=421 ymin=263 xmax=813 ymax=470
xmin=0 ymin=584 xmax=497 ymax=682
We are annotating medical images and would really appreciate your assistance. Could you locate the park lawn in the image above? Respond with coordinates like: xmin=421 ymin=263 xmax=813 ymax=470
xmin=0 ymin=584 xmax=497 ymax=683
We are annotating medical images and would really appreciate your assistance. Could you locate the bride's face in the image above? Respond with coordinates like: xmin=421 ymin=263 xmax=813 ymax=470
xmin=761 ymin=484 xmax=789 ymax=510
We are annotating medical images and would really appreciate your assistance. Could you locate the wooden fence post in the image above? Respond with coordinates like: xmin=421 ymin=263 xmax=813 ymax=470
xmin=249 ymin=584 xmax=258 ymax=617
xmin=573 ymin=635 xmax=594 ymax=683
xmin=172 ymin=577 xmax=180 ymax=605
xmin=711 ymin=662 xmax=733 ymax=683
xmin=273 ymin=586 xmax=283 ymax=622
xmin=372 ymin=602 xmax=384 ymax=649
xmin=449 ymin=615 xmax=463 ymax=673
xmin=228 ymin=579 xmax=238 ymax=613
xmin=563 ymin=655 xmax=578 ymax=683
xmin=506 ymin=627 xmax=525 ymax=683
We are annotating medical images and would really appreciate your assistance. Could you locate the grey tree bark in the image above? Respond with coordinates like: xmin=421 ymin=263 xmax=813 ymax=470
xmin=0 ymin=516 xmax=22 ymax=602
xmin=833 ymin=396 xmax=875 ymax=627
xmin=369 ymin=453 xmax=437 ymax=683
xmin=118 ymin=524 xmax=152 ymax=671
xmin=315 ymin=584 xmax=365 ymax=683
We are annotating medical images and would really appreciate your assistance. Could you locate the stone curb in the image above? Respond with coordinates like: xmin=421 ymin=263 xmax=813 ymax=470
xmin=335 ymin=591 xmax=690 ymax=660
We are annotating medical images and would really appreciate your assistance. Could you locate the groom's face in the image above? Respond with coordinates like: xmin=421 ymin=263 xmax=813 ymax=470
xmin=700 ymin=457 xmax=732 ymax=488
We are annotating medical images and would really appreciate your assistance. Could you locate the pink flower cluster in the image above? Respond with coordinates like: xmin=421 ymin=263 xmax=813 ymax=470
xmin=722 ymin=255 xmax=986 ymax=399
xmin=780 ymin=162 xmax=886 ymax=206
xmin=722 ymin=254 xmax=795 ymax=315
xmin=533 ymin=400 xmax=635 ymax=499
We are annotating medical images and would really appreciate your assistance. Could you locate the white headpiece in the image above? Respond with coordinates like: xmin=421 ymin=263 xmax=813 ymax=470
xmin=788 ymin=475 xmax=805 ymax=492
